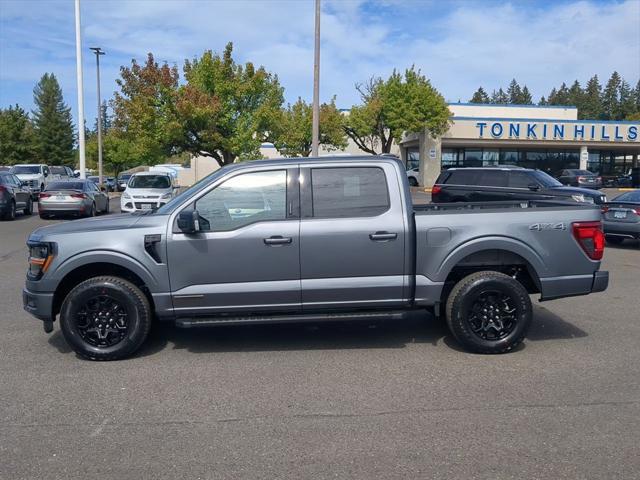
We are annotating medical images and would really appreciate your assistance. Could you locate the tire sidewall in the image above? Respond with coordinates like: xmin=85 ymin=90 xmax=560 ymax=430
xmin=25 ymin=197 xmax=33 ymax=215
xmin=60 ymin=278 xmax=149 ymax=360
xmin=449 ymin=274 xmax=532 ymax=353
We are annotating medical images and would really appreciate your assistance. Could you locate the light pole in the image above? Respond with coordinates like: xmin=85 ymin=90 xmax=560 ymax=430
xmin=90 ymin=47 xmax=105 ymax=186
xmin=74 ymin=0 xmax=86 ymax=179
xmin=311 ymin=0 xmax=320 ymax=157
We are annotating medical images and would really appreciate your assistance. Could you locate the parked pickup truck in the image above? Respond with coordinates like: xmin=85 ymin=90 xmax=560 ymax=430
xmin=23 ymin=156 xmax=609 ymax=360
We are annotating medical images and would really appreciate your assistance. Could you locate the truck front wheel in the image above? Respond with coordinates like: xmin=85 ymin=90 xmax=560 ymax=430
xmin=59 ymin=276 xmax=152 ymax=361
xmin=445 ymin=271 xmax=532 ymax=354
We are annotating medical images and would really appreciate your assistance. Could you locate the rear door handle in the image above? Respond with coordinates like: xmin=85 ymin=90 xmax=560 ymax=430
xmin=264 ymin=236 xmax=293 ymax=245
xmin=369 ymin=231 xmax=397 ymax=241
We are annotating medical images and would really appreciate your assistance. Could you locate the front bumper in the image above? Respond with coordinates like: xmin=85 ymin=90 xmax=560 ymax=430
xmin=539 ymin=270 xmax=609 ymax=301
xmin=23 ymin=288 xmax=55 ymax=322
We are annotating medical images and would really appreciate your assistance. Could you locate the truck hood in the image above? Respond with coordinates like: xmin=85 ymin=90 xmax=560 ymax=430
xmin=123 ymin=187 xmax=172 ymax=198
xmin=15 ymin=174 xmax=41 ymax=180
xmin=29 ymin=214 xmax=145 ymax=241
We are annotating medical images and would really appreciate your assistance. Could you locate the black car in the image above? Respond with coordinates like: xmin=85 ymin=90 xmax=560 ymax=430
xmin=555 ymin=169 xmax=602 ymax=189
xmin=432 ymin=167 xmax=607 ymax=205
xmin=601 ymin=190 xmax=640 ymax=245
xmin=0 ymin=171 xmax=33 ymax=220
xmin=117 ymin=173 xmax=132 ymax=192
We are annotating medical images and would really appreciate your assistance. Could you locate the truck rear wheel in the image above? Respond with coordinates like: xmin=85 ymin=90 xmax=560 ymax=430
xmin=59 ymin=276 xmax=152 ymax=361
xmin=445 ymin=271 xmax=532 ymax=354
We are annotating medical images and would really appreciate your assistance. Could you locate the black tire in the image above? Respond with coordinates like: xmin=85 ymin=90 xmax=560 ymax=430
xmin=24 ymin=197 xmax=33 ymax=215
xmin=88 ymin=202 xmax=96 ymax=217
xmin=605 ymin=235 xmax=624 ymax=245
xmin=408 ymin=177 xmax=419 ymax=187
xmin=103 ymin=197 xmax=110 ymax=214
xmin=3 ymin=200 xmax=16 ymax=220
xmin=445 ymin=271 xmax=532 ymax=354
xmin=59 ymin=276 xmax=152 ymax=361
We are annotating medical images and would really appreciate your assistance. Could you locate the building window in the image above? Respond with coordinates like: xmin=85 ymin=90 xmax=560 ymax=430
xmin=406 ymin=147 xmax=420 ymax=170
xmin=442 ymin=148 xmax=458 ymax=168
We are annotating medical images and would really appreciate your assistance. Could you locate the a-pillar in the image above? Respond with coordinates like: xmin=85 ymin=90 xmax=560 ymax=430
xmin=419 ymin=130 xmax=442 ymax=188
xmin=579 ymin=145 xmax=588 ymax=170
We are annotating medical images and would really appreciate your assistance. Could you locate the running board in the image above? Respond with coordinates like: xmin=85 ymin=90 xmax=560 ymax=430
xmin=175 ymin=310 xmax=409 ymax=328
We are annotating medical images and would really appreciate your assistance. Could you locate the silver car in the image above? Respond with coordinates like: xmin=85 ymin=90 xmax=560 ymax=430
xmin=38 ymin=180 xmax=110 ymax=219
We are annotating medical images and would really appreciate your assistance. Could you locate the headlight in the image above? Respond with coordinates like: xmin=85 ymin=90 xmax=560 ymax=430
xmin=122 ymin=192 xmax=131 ymax=199
xmin=27 ymin=242 xmax=55 ymax=280
xmin=160 ymin=192 xmax=172 ymax=199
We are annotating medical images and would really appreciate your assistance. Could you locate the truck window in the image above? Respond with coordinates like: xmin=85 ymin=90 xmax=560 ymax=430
xmin=195 ymin=170 xmax=287 ymax=232
xmin=311 ymin=167 xmax=389 ymax=218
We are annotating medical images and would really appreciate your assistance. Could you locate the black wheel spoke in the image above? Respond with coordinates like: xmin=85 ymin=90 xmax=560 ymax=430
xmin=465 ymin=289 xmax=518 ymax=341
xmin=75 ymin=293 xmax=129 ymax=348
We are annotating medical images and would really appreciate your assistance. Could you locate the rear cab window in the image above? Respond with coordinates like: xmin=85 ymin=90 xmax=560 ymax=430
xmin=310 ymin=167 xmax=389 ymax=218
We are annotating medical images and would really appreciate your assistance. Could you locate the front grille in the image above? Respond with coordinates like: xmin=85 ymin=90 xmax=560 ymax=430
xmin=134 ymin=202 xmax=157 ymax=210
xmin=133 ymin=195 xmax=160 ymax=199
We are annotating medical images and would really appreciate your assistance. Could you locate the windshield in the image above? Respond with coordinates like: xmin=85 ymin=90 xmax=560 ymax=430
xmin=118 ymin=174 xmax=131 ymax=181
xmin=50 ymin=166 xmax=68 ymax=175
xmin=128 ymin=175 xmax=171 ymax=189
xmin=570 ymin=170 xmax=594 ymax=176
xmin=11 ymin=166 xmax=40 ymax=175
xmin=532 ymin=170 xmax=563 ymax=187
xmin=156 ymin=168 xmax=227 ymax=215
xmin=45 ymin=181 xmax=85 ymax=191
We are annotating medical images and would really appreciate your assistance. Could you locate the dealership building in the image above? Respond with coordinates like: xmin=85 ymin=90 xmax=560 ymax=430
xmin=399 ymin=103 xmax=640 ymax=187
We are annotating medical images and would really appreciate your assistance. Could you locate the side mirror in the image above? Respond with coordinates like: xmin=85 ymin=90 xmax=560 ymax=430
xmin=177 ymin=210 xmax=200 ymax=234
xmin=527 ymin=183 xmax=540 ymax=191
xmin=100 ymin=185 xmax=107 ymax=192
xmin=43 ymin=171 xmax=49 ymax=177
xmin=74 ymin=172 xmax=80 ymax=178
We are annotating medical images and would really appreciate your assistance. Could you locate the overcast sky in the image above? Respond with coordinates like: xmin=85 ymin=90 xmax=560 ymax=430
xmin=1 ymin=0 xmax=639 ymax=126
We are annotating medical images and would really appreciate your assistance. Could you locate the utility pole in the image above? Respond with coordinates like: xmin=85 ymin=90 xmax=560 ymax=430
xmin=90 ymin=47 xmax=105 ymax=186
xmin=74 ymin=0 xmax=86 ymax=178
xmin=311 ymin=0 xmax=321 ymax=157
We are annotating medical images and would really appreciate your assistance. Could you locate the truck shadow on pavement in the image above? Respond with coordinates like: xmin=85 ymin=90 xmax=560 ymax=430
xmin=47 ymin=306 xmax=588 ymax=358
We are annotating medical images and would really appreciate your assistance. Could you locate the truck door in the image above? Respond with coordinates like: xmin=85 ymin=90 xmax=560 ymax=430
xmin=166 ymin=166 xmax=301 ymax=315
xmin=299 ymin=163 xmax=407 ymax=310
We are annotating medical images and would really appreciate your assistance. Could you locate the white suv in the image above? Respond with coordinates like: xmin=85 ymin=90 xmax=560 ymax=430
xmin=120 ymin=172 xmax=176 ymax=213
xmin=10 ymin=164 xmax=51 ymax=199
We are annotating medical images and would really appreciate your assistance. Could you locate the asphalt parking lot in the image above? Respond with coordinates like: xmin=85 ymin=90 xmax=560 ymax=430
xmin=1 ymin=195 xmax=639 ymax=479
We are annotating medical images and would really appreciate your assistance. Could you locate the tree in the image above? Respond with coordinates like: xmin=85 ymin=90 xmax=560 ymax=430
xmin=635 ymin=79 xmax=640 ymax=112
xmin=618 ymin=80 xmax=635 ymax=120
xmin=271 ymin=97 xmax=347 ymax=157
xmin=174 ymin=43 xmax=284 ymax=165
xmin=538 ymin=96 xmax=547 ymax=106
xmin=0 ymin=105 xmax=37 ymax=165
xmin=92 ymin=101 xmax=111 ymax=134
xmin=581 ymin=75 xmax=602 ymax=120
xmin=568 ymin=80 xmax=584 ymax=111
xmin=470 ymin=87 xmax=490 ymax=103
xmin=601 ymin=71 xmax=622 ymax=120
xmin=343 ymin=67 xmax=450 ymax=154
xmin=520 ymin=85 xmax=533 ymax=104
xmin=111 ymin=53 xmax=180 ymax=165
xmin=31 ymin=73 xmax=75 ymax=165
xmin=507 ymin=79 xmax=522 ymax=104
xmin=550 ymin=82 xmax=570 ymax=105
xmin=490 ymin=88 xmax=509 ymax=104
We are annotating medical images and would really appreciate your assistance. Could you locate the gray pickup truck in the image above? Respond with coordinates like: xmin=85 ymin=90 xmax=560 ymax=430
xmin=23 ymin=156 xmax=609 ymax=360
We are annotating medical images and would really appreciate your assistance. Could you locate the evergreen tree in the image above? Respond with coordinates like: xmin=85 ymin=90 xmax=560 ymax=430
xmin=554 ymin=82 xmax=570 ymax=105
xmin=581 ymin=75 xmax=602 ymax=120
xmin=547 ymin=88 xmax=558 ymax=105
xmin=92 ymin=101 xmax=111 ymax=134
xmin=520 ymin=85 xmax=533 ymax=104
xmin=507 ymin=79 xmax=522 ymax=104
xmin=568 ymin=80 xmax=584 ymax=111
xmin=618 ymin=80 xmax=635 ymax=120
xmin=470 ymin=86 xmax=490 ymax=103
xmin=538 ymin=96 xmax=547 ymax=106
xmin=0 ymin=105 xmax=38 ymax=164
xmin=31 ymin=73 xmax=75 ymax=165
xmin=634 ymin=79 xmax=640 ymax=112
xmin=491 ymin=88 xmax=509 ymax=104
xmin=601 ymin=71 xmax=622 ymax=120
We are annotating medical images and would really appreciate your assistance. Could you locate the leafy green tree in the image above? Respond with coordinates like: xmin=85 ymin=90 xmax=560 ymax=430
xmin=601 ymin=71 xmax=622 ymax=120
xmin=581 ymin=75 xmax=602 ymax=119
xmin=520 ymin=85 xmax=533 ymax=104
xmin=271 ymin=97 xmax=346 ymax=157
xmin=490 ymin=88 xmax=509 ymax=104
xmin=470 ymin=87 xmax=490 ymax=103
xmin=174 ymin=43 xmax=284 ymax=165
xmin=92 ymin=101 xmax=111 ymax=134
xmin=31 ymin=73 xmax=75 ymax=165
xmin=111 ymin=53 xmax=180 ymax=165
xmin=0 ymin=105 xmax=37 ymax=165
xmin=507 ymin=79 xmax=522 ymax=104
xmin=344 ymin=67 xmax=450 ymax=154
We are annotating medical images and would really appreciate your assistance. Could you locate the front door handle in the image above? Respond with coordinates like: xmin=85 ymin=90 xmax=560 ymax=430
xmin=369 ymin=231 xmax=398 ymax=241
xmin=264 ymin=236 xmax=293 ymax=246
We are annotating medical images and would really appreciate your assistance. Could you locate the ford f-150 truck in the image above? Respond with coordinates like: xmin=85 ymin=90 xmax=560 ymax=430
xmin=23 ymin=156 xmax=609 ymax=360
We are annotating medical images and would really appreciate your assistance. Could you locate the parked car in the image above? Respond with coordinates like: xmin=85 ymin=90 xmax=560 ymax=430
xmin=432 ymin=167 xmax=607 ymax=204
xmin=116 ymin=173 xmax=132 ymax=192
xmin=0 ymin=165 xmax=11 ymax=172
xmin=120 ymin=172 xmax=175 ymax=213
xmin=406 ymin=167 xmax=420 ymax=187
xmin=601 ymin=190 xmax=640 ymax=245
xmin=38 ymin=180 xmax=109 ymax=219
xmin=0 ymin=171 xmax=33 ymax=220
xmin=22 ymin=156 xmax=608 ymax=361
xmin=49 ymin=166 xmax=75 ymax=181
xmin=87 ymin=176 xmax=115 ymax=192
xmin=555 ymin=169 xmax=602 ymax=189
xmin=10 ymin=164 xmax=51 ymax=199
